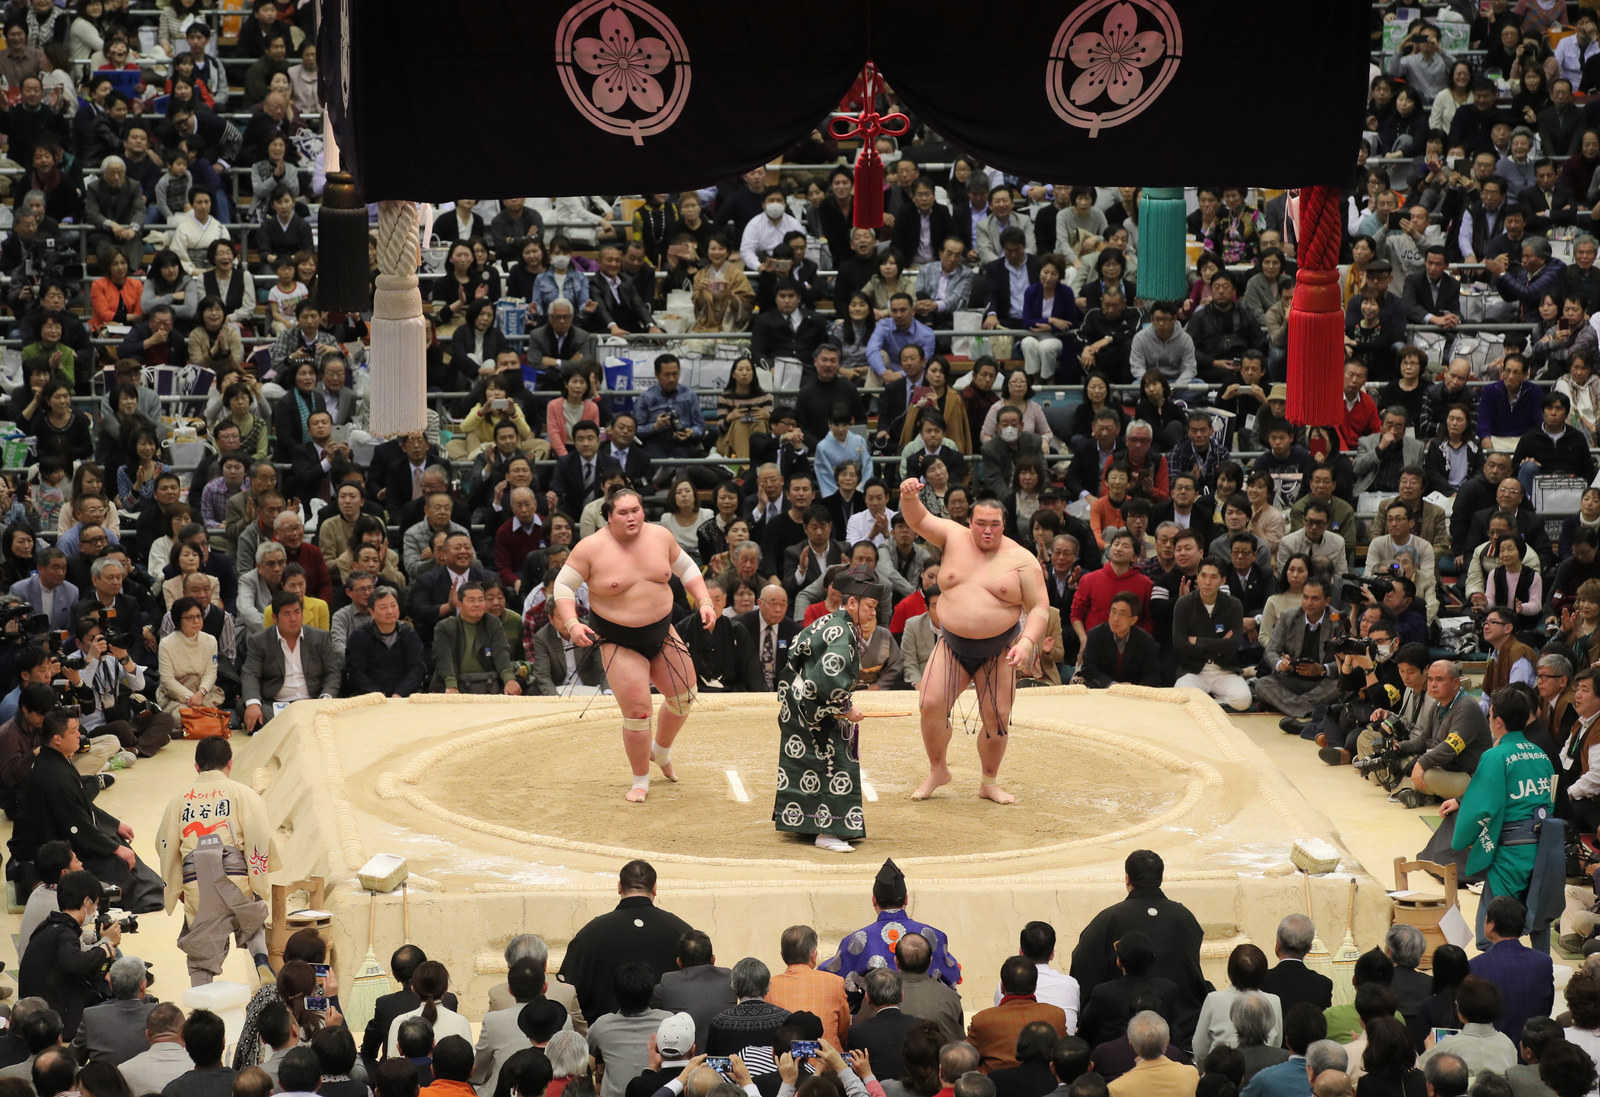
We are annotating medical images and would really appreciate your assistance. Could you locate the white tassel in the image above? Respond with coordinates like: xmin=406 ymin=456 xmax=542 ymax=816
xmin=369 ymin=200 xmax=427 ymax=436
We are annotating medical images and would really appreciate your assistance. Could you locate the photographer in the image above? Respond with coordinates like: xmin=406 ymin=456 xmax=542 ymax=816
xmin=9 ymin=708 xmax=164 ymax=913
xmin=1385 ymin=659 xmax=1491 ymax=809
xmin=1351 ymin=641 xmax=1434 ymax=778
xmin=1358 ymin=574 xmax=1428 ymax=647
xmin=1314 ymin=617 xmax=1407 ymax=767
xmin=65 ymin=612 xmax=179 ymax=761
xmin=18 ymin=869 xmax=122 ymax=1039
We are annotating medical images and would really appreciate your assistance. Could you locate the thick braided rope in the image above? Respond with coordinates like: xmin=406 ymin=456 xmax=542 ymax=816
xmin=1298 ymin=185 xmax=1343 ymax=273
xmin=375 ymin=200 xmax=419 ymax=278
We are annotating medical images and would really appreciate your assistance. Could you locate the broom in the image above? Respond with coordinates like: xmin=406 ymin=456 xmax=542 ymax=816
xmin=1331 ymin=878 xmax=1361 ymax=1007
xmin=1303 ymin=875 xmax=1333 ymax=982
xmin=343 ymin=891 xmax=389 ymax=1038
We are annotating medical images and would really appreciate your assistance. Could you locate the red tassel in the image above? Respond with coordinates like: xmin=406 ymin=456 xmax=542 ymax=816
xmin=853 ymin=147 xmax=884 ymax=231
xmin=1286 ymin=186 xmax=1345 ymax=428
xmin=826 ymin=62 xmax=907 ymax=233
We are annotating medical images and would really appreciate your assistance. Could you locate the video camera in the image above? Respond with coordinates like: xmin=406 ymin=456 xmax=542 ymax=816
xmin=1341 ymin=563 xmax=1401 ymax=606
xmin=1351 ymin=714 xmax=1409 ymax=791
xmin=1328 ymin=635 xmax=1379 ymax=660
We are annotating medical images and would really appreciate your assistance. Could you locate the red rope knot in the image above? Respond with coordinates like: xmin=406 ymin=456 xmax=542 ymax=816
xmin=827 ymin=107 xmax=910 ymax=144
xmin=831 ymin=64 xmax=909 ymax=231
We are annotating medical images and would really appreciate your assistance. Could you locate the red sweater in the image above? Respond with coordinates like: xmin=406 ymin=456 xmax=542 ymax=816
xmin=1338 ymin=392 xmax=1381 ymax=451
xmin=494 ymin=521 xmax=544 ymax=588
xmin=1070 ymin=562 xmax=1154 ymax=632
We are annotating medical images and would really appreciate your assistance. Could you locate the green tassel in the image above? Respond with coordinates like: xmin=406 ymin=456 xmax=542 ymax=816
xmin=1136 ymin=186 xmax=1187 ymax=302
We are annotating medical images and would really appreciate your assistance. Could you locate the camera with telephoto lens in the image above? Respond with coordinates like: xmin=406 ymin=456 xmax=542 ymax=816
xmin=95 ymin=884 xmax=138 ymax=934
xmin=1341 ymin=563 xmax=1399 ymax=607
xmin=92 ymin=607 xmax=140 ymax=651
xmin=1352 ymin=714 xmax=1409 ymax=791
xmin=1328 ymin=635 xmax=1379 ymax=659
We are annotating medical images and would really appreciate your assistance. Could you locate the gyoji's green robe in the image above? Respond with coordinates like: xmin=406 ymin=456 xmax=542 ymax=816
xmin=773 ymin=609 xmax=864 ymax=839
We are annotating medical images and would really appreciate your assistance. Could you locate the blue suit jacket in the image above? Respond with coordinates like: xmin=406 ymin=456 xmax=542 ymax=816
xmin=11 ymin=574 xmax=79 ymax=631
xmin=1239 ymin=1056 xmax=1307 ymax=1097
xmin=1468 ymin=938 xmax=1553 ymax=1043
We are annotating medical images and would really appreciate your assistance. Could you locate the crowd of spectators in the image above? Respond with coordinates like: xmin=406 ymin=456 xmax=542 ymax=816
xmin=16 ymin=853 xmax=1600 ymax=1097
xmin=7 ymin=5 xmax=1600 ymax=1097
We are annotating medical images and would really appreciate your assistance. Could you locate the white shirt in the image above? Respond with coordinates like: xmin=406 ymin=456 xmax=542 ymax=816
xmin=846 ymin=508 xmax=897 ymax=547
xmin=991 ymin=964 xmax=1081 ymax=1033
xmin=278 ymin=633 xmax=309 ymax=702
xmin=740 ymin=211 xmax=804 ymax=269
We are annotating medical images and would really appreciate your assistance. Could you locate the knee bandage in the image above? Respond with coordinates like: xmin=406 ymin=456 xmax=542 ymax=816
xmin=662 ymin=689 xmax=696 ymax=715
xmin=622 ymin=716 xmax=652 ymax=732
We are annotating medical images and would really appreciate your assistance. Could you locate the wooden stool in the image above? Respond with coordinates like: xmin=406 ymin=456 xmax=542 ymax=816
xmin=1392 ymin=857 xmax=1458 ymax=969
xmin=268 ymin=876 xmax=331 ymax=972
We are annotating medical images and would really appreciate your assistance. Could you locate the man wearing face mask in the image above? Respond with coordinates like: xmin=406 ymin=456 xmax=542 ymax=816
xmin=740 ymin=187 xmax=804 ymax=271
xmin=1310 ymin=618 xmax=1406 ymax=766
xmin=978 ymin=406 xmax=1044 ymax=499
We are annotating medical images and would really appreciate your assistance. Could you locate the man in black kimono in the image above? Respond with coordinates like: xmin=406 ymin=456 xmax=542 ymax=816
xmin=1067 ymin=849 xmax=1210 ymax=1049
xmin=8 ymin=708 xmax=164 ymax=913
xmin=558 ymin=859 xmax=693 ymax=1024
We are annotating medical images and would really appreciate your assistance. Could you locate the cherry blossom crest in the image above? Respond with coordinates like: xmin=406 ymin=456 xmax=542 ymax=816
xmin=556 ymin=0 xmax=690 ymax=144
xmin=1047 ymin=0 xmax=1182 ymax=137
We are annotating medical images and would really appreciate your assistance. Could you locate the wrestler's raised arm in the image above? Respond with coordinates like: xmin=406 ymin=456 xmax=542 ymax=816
xmin=898 ymin=477 xmax=959 ymax=548
xmin=1006 ymin=554 xmax=1051 ymax=669
xmin=553 ymin=537 xmax=597 ymax=644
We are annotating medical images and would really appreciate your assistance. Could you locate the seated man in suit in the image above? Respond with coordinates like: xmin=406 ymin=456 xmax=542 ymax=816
xmin=241 ymin=590 xmax=337 ymax=733
xmin=547 ymin=421 xmax=606 ymax=521
xmin=72 ymin=954 xmax=154 ymax=1065
xmin=594 ymin=412 xmax=651 ymax=485
xmin=1261 ymin=914 xmax=1334 ymax=1015
xmin=649 ymin=930 xmax=733 ymax=1052
xmin=892 ymin=177 xmax=955 ymax=266
xmin=526 ymin=298 xmax=595 ymax=374
xmin=316 ymin=354 xmax=359 ymax=426
xmin=737 ymin=583 xmax=798 ymax=693
xmin=1077 ymin=592 xmax=1162 ymax=689
xmin=409 ymin=532 xmax=491 ymax=649
xmin=981 ymin=227 xmax=1041 ymax=332
xmin=847 ymin=968 xmax=921 ymax=1081
xmin=527 ymin=602 xmax=607 ymax=695
xmin=289 ymin=410 xmax=353 ymax=511
xmin=967 ymin=956 xmax=1069 ymax=1072
xmin=749 ymin=279 xmax=829 ymax=380
xmin=584 ymin=244 xmax=662 ymax=337
xmin=1466 ymin=896 xmax=1552 ymax=1044
xmin=1402 ymin=246 xmax=1462 ymax=333
xmin=13 ymin=547 xmax=78 ymax=633
xmin=914 ymin=235 xmax=974 ymax=334
xmin=782 ymin=506 xmax=847 ymax=602
xmin=379 ymin=432 xmax=447 ymax=528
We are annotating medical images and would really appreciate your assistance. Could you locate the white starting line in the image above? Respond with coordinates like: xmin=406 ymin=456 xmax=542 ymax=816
xmin=724 ymin=768 xmax=876 ymax=803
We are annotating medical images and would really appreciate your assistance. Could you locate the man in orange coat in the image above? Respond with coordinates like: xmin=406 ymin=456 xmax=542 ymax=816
xmin=967 ymin=956 xmax=1068 ymax=1072
xmin=766 ymin=924 xmax=851 ymax=1051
